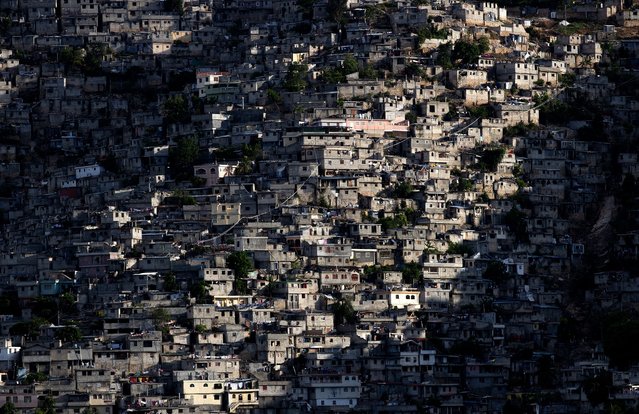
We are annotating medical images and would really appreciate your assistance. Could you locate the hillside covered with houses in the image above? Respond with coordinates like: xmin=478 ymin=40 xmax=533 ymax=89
xmin=0 ymin=0 xmax=639 ymax=412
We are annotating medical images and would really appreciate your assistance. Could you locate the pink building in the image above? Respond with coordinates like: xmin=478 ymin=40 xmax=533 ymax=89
xmin=345 ymin=118 xmax=409 ymax=137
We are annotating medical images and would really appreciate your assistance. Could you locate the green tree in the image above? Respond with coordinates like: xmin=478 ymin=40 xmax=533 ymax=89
xmin=393 ymin=181 xmax=413 ymax=198
xmin=227 ymin=251 xmax=254 ymax=279
xmin=364 ymin=4 xmax=385 ymax=25
xmin=620 ymin=173 xmax=637 ymax=207
xmin=83 ymin=44 xmax=108 ymax=75
xmin=504 ymin=206 xmax=529 ymax=243
xmin=322 ymin=67 xmax=347 ymax=84
xmin=297 ymin=0 xmax=314 ymax=18
xmin=603 ymin=311 xmax=639 ymax=369
xmin=435 ymin=43 xmax=453 ymax=69
xmin=227 ymin=251 xmax=254 ymax=294
xmin=35 ymin=396 xmax=56 ymax=414
xmin=191 ymin=94 xmax=204 ymax=114
xmin=9 ymin=317 xmax=48 ymax=337
xmin=333 ymin=298 xmax=357 ymax=325
xmin=404 ymin=63 xmax=424 ymax=78
xmin=168 ymin=136 xmax=199 ymax=181
xmin=100 ymin=153 xmax=120 ymax=174
xmin=359 ymin=63 xmax=378 ymax=79
xmin=58 ymin=292 xmax=77 ymax=315
xmin=163 ymin=273 xmax=178 ymax=292
xmin=414 ymin=23 xmax=448 ymax=44
xmin=0 ymin=17 xmax=11 ymax=36
xmin=558 ymin=315 xmax=580 ymax=343
xmin=328 ymin=0 xmax=348 ymax=25
xmin=483 ymin=260 xmax=509 ymax=285
xmin=266 ymin=88 xmax=282 ymax=105
xmin=31 ymin=296 xmax=59 ymax=322
xmin=537 ymin=355 xmax=556 ymax=388
xmin=54 ymin=325 xmax=82 ymax=343
xmin=322 ymin=54 xmax=359 ymax=84
xmin=378 ymin=212 xmax=408 ymax=232
xmin=478 ymin=36 xmax=490 ymax=54
xmin=25 ymin=372 xmax=48 ymax=385
xmin=186 ymin=167 xmax=208 ymax=184
xmin=168 ymin=71 xmax=196 ymax=92
xmin=451 ymin=177 xmax=473 ymax=192
xmin=164 ymin=0 xmax=184 ymax=14
xmin=446 ymin=242 xmax=473 ymax=256
xmin=235 ymin=156 xmax=254 ymax=175
xmin=184 ymin=244 xmax=208 ymax=258
xmin=478 ymin=192 xmax=490 ymax=203
xmin=0 ymin=402 xmax=16 ymax=414
xmin=424 ymin=241 xmax=440 ymax=254
xmin=394 ymin=212 xmax=409 ymax=228
xmin=164 ymin=95 xmax=190 ymax=124
xmin=450 ymin=37 xmax=490 ymax=66
xmin=609 ymin=402 xmax=632 ymax=414
xmin=477 ymin=146 xmax=506 ymax=172
xmin=59 ymin=47 xmax=85 ymax=68
xmin=283 ymin=64 xmax=308 ymax=92
xmin=449 ymin=338 xmax=483 ymax=358
xmin=443 ymin=105 xmax=459 ymax=121
xmin=190 ymin=280 xmax=210 ymax=303
xmin=502 ymin=397 xmax=526 ymax=414
xmin=235 ymin=279 xmax=248 ymax=295
xmin=170 ymin=189 xmax=197 ymax=206
xmin=241 ymin=142 xmax=261 ymax=159
xmin=317 ymin=195 xmax=330 ymax=208
xmin=342 ymin=54 xmax=359 ymax=75
xmin=151 ymin=308 xmax=171 ymax=328
xmin=467 ymin=104 xmax=493 ymax=119
xmin=581 ymin=370 xmax=612 ymax=408
xmin=504 ymin=122 xmax=532 ymax=137
xmin=0 ymin=293 xmax=19 ymax=316
xmin=533 ymin=93 xmax=577 ymax=125
xmin=402 ymin=261 xmax=422 ymax=285
xmin=362 ymin=265 xmax=383 ymax=283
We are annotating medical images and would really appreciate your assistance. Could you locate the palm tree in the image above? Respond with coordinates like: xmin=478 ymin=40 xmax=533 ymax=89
xmin=0 ymin=402 xmax=16 ymax=414
xmin=235 ymin=157 xmax=253 ymax=175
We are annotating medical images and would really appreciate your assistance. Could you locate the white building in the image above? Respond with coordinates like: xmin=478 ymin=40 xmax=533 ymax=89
xmin=75 ymin=164 xmax=103 ymax=179
xmin=0 ymin=338 xmax=20 ymax=370
xmin=299 ymin=374 xmax=361 ymax=409
xmin=389 ymin=290 xmax=421 ymax=309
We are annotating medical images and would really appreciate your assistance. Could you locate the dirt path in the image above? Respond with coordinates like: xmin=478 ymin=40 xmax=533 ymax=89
xmin=588 ymin=195 xmax=615 ymax=256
